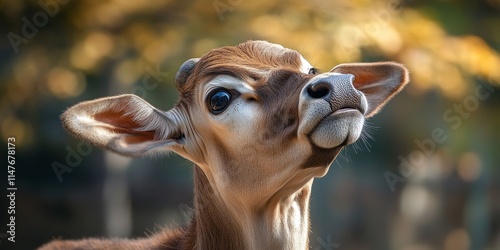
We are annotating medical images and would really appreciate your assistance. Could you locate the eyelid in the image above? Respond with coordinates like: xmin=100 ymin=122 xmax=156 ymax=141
xmin=308 ymin=68 xmax=319 ymax=75
xmin=206 ymin=88 xmax=240 ymax=99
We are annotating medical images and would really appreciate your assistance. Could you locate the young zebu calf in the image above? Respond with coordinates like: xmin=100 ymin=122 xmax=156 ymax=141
xmin=41 ymin=41 xmax=409 ymax=250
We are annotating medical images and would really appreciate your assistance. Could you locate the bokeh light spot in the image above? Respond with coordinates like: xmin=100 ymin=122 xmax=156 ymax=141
xmin=47 ymin=68 xmax=86 ymax=99
xmin=457 ymin=152 xmax=482 ymax=182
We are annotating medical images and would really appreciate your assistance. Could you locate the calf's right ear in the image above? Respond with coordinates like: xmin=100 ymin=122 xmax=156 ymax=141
xmin=61 ymin=94 xmax=185 ymax=157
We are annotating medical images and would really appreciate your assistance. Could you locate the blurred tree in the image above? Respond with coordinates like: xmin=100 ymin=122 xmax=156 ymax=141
xmin=0 ymin=0 xmax=499 ymax=249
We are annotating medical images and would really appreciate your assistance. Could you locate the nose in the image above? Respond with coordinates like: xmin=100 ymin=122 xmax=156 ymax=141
xmin=307 ymin=81 xmax=331 ymax=99
xmin=305 ymin=74 xmax=367 ymax=114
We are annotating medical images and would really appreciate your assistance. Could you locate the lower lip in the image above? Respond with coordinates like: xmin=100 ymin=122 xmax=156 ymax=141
xmin=331 ymin=108 xmax=359 ymax=115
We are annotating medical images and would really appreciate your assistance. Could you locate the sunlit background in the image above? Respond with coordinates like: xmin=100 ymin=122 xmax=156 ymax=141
xmin=1 ymin=0 xmax=499 ymax=249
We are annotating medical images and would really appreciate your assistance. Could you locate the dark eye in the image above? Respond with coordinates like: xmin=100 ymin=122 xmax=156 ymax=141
xmin=308 ymin=68 xmax=319 ymax=75
xmin=209 ymin=89 xmax=232 ymax=114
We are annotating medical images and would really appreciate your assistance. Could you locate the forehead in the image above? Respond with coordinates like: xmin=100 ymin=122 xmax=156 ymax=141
xmin=180 ymin=41 xmax=308 ymax=94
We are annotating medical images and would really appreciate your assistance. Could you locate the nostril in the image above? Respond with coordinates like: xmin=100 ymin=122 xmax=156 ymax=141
xmin=307 ymin=82 xmax=331 ymax=99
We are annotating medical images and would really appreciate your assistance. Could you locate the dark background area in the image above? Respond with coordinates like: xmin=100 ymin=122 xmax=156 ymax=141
xmin=1 ymin=0 xmax=499 ymax=249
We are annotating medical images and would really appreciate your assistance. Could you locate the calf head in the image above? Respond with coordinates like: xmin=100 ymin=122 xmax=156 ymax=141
xmin=62 ymin=41 xmax=408 ymax=206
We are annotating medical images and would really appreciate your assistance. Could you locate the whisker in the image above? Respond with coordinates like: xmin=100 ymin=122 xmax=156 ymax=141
xmin=339 ymin=147 xmax=352 ymax=164
xmin=360 ymin=122 xmax=378 ymax=152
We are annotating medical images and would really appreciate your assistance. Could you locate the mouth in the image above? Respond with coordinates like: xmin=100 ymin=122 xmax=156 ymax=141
xmin=308 ymin=107 xmax=365 ymax=149
xmin=331 ymin=107 xmax=360 ymax=116
xmin=310 ymin=107 xmax=362 ymax=133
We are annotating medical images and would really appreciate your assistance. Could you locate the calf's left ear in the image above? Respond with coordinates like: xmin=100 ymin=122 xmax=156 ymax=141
xmin=331 ymin=62 xmax=409 ymax=117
